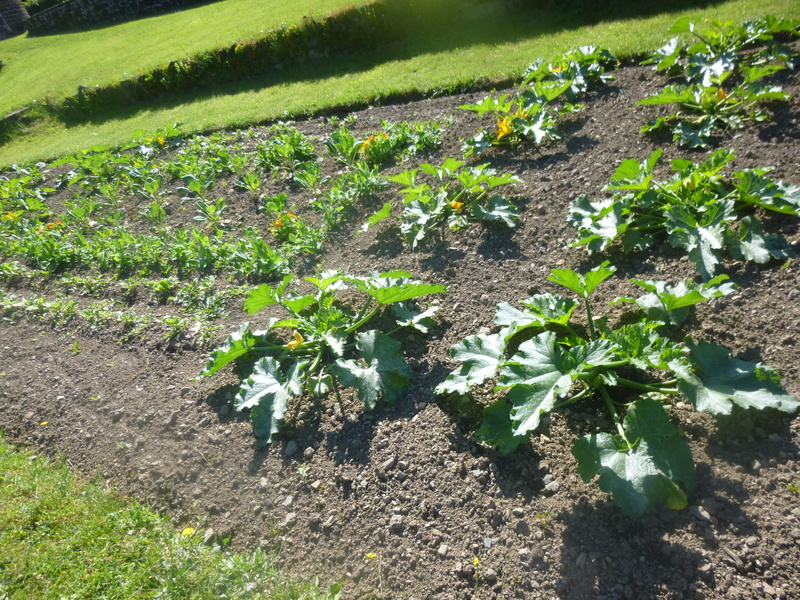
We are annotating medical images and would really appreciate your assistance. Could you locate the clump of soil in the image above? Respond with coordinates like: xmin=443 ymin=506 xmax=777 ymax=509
xmin=2 ymin=56 xmax=800 ymax=600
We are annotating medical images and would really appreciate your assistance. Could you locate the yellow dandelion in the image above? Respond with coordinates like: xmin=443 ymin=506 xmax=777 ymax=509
xmin=39 ymin=421 xmax=48 ymax=426
xmin=287 ymin=331 xmax=304 ymax=350
xmin=473 ymin=557 xmax=480 ymax=566
xmin=156 ymin=136 xmax=166 ymax=146
xmin=181 ymin=527 xmax=195 ymax=536
xmin=495 ymin=117 xmax=513 ymax=141
xmin=365 ymin=552 xmax=377 ymax=560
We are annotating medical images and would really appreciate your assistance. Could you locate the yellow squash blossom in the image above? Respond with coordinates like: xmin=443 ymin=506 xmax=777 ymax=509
xmin=450 ymin=200 xmax=465 ymax=211
xmin=495 ymin=117 xmax=513 ymax=141
xmin=716 ymin=88 xmax=728 ymax=102
xmin=156 ymin=136 xmax=166 ymax=146
xmin=287 ymin=331 xmax=304 ymax=350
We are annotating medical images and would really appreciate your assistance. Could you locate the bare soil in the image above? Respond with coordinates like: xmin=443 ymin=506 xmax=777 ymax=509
xmin=2 ymin=57 xmax=800 ymax=600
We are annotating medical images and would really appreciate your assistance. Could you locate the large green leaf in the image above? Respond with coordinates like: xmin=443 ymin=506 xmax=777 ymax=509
xmin=604 ymin=149 xmax=662 ymax=191
xmin=572 ymin=397 xmax=696 ymax=516
xmin=330 ymin=331 xmax=412 ymax=410
xmin=568 ymin=194 xmax=628 ymax=251
xmin=476 ymin=399 xmax=528 ymax=455
xmin=235 ymin=358 xmax=303 ymax=445
xmin=499 ymin=332 xmax=618 ymax=435
xmin=548 ymin=262 xmax=616 ymax=299
xmin=244 ymin=274 xmax=294 ymax=315
xmin=605 ymin=323 xmax=688 ymax=371
xmin=734 ymin=170 xmax=800 ymax=216
xmin=624 ymin=275 xmax=736 ymax=325
xmin=364 ymin=282 xmax=447 ymax=306
xmin=198 ymin=322 xmax=257 ymax=378
xmin=665 ymin=202 xmax=733 ymax=280
xmin=727 ymin=216 xmax=794 ymax=264
xmin=677 ymin=338 xmax=800 ymax=415
xmin=435 ymin=332 xmax=506 ymax=395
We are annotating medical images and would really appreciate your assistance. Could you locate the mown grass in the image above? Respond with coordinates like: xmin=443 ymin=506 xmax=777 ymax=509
xmin=0 ymin=432 xmax=341 ymax=599
xmin=2 ymin=0 xmax=798 ymax=166
xmin=0 ymin=0 xmax=360 ymax=117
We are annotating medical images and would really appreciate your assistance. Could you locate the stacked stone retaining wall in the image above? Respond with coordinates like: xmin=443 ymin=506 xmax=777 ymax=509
xmin=0 ymin=0 xmax=29 ymax=40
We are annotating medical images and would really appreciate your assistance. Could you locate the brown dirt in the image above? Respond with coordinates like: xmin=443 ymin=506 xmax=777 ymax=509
xmin=2 ymin=57 xmax=800 ymax=600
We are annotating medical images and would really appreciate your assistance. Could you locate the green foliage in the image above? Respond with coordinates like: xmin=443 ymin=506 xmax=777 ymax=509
xmin=639 ymin=15 xmax=798 ymax=147
xmin=364 ymin=158 xmax=521 ymax=248
xmin=255 ymin=123 xmax=318 ymax=179
xmin=200 ymin=270 xmax=445 ymax=445
xmin=436 ymin=263 xmax=799 ymax=515
xmin=460 ymin=45 xmax=617 ymax=155
xmin=568 ymin=148 xmax=800 ymax=279
xmin=326 ymin=119 xmax=443 ymax=166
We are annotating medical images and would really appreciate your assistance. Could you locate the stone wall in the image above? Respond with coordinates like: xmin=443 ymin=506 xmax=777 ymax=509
xmin=24 ymin=0 xmax=208 ymax=34
xmin=0 ymin=0 xmax=29 ymax=40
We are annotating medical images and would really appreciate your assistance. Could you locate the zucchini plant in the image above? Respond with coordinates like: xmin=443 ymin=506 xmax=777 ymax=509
xmin=363 ymin=158 xmax=521 ymax=249
xmin=436 ymin=263 xmax=799 ymax=516
xmin=199 ymin=270 xmax=445 ymax=445
xmin=639 ymin=15 xmax=798 ymax=147
xmin=568 ymin=148 xmax=800 ymax=280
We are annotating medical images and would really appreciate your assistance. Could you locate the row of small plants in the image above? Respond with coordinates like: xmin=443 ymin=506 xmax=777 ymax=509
xmin=201 ymin=17 xmax=800 ymax=517
xmin=0 ymin=117 xmax=444 ymax=349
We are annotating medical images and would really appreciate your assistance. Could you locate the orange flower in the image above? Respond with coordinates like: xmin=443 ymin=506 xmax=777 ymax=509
xmin=272 ymin=219 xmax=283 ymax=228
xmin=360 ymin=135 xmax=376 ymax=152
xmin=47 ymin=223 xmax=55 ymax=229
xmin=450 ymin=200 xmax=464 ymax=211
xmin=495 ymin=117 xmax=513 ymax=141
xmin=716 ymin=88 xmax=727 ymax=102
xmin=287 ymin=331 xmax=304 ymax=350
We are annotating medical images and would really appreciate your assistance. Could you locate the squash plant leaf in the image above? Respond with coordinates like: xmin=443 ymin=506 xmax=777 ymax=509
xmin=393 ymin=302 xmax=439 ymax=334
xmin=499 ymin=332 xmax=618 ymax=435
xmin=476 ymin=399 xmax=528 ymax=455
xmin=676 ymin=338 xmax=800 ymax=415
xmin=435 ymin=332 xmax=507 ymax=395
xmin=734 ymin=171 xmax=800 ymax=216
xmin=198 ymin=322 xmax=258 ymax=378
xmin=620 ymin=275 xmax=736 ymax=325
xmin=727 ymin=216 xmax=795 ymax=264
xmin=244 ymin=274 xmax=294 ymax=315
xmin=568 ymin=194 xmax=628 ymax=251
xmin=235 ymin=358 xmax=303 ymax=446
xmin=331 ymin=330 xmax=412 ymax=410
xmin=572 ymin=397 xmax=696 ymax=516
xmin=665 ymin=203 xmax=733 ymax=280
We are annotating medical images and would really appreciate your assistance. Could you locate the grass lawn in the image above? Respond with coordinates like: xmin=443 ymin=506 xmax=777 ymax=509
xmin=0 ymin=432 xmax=341 ymax=599
xmin=1 ymin=0 xmax=797 ymax=166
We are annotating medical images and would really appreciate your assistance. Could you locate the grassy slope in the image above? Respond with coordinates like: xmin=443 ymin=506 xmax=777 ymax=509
xmin=0 ymin=0 xmax=360 ymax=115
xmin=1 ymin=0 xmax=799 ymax=165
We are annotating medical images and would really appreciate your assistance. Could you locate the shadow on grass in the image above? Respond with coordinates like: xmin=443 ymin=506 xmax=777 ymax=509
xmin=53 ymin=0 xmax=726 ymax=129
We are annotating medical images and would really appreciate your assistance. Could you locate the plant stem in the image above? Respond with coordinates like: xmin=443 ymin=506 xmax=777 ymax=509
xmin=599 ymin=384 xmax=631 ymax=447
xmin=614 ymin=376 xmax=680 ymax=395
